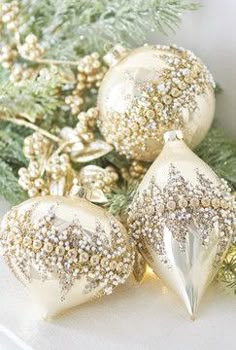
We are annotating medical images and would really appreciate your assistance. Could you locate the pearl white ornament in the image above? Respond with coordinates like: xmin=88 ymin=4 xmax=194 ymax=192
xmin=0 ymin=196 xmax=134 ymax=319
xmin=98 ymin=45 xmax=215 ymax=161
xmin=128 ymin=130 xmax=234 ymax=318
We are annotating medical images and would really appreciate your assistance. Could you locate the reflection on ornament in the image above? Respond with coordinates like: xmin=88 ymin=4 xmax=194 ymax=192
xmin=0 ymin=196 xmax=134 ymax=319
xmin=98 ymin=45 xmax=215 ymax=161
xmin=133 ymin=250 xmax=147 ymax=282
xmin=128 ymin=130 xmax=235 ymax=318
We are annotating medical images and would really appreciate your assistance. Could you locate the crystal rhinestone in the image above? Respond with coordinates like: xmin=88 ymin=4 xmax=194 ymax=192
xmin=178 ymin=198 xmax=188 ymax=208
xmin=162 ymin=95 xmax=172 ymax=105
xmin=44 ymin=242 xmax=54 ymax=253
xmin=170 ymin=88 xmax=180 ymax=97
xmin=90 ymin=254 xmax=100 ymax=266
xmin=100 ymin=257 xmax=108 ymax=267
xmin=33 ymin=239 xmax=42 ymax=250
xmin=67 ymin=248 xmax=77 ymax=259
xmin=178 ymin=81 xmax=187 ymax=90
xmin=191 ymin=65 xmax=201 ymax=77
xmin=166 ymin=200 xmax=176 ymax=211
xmin=116 ymin=262 xmax=124 ymax=272
xmin=189 ymin=197 xmax=200 ymax=208
xmin=184 ymin=75 xmax=193 ymax=84
xmin=146 ymin=206 xmax=155 ymax=215
xmin=201 ymin=197 xmax=211 ymax=207
xmin=156 ymin=203 xmax=165 ymax=213
xmin=55 ymin=246 xmax=65 ymax=256
xmin=79 ymin=252 xmax=89 ymax=263
xmin=211 ymin=198 xmax=220 ymax=209
xmin=220 ymin=199 xmax=229 ymax=209
xmin=146 ymin=109 xmax=155 ymax=118
xmin=14 ymin=234 xmax=22 ymax=244
xmin=109 ymin=260 xmax=117 ymax=270
xmin=154 ymin=102 xmax=163 ymax=111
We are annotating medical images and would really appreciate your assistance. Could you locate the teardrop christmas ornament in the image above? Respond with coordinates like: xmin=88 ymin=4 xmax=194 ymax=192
xmin=128 ymin=130 xmax=235 ymax=318
xmin=0 ymin=196 xmax=134 ymax=319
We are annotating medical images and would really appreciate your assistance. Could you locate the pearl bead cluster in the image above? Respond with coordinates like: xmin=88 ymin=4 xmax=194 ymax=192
xmin=0 ymin=1 xmax=20 ymax=72
xmin=18 ymin=132 xmax=79 ymax=198
xmin=0 ymin=44 xmax=18 ymax=69
xmin=19 ymin=33 xmax=45 ymax=61
xmin=18 ymin=133 xmax=51 ymax=197
xmin=121 ymin=161 xmax=148 ymax=180
xmin=9 ymin=64 xmax=35 ymax=83
xmin=80 ymin=166 xmax=119 ymax=196
xmin=98 ymin=45 xmax=215 ymax=160
xmin=0 ymin=1 xmax=19 ymax=32
xmin=59 ymin=108 xmax=98 ymax=149
xmin=0 ymin=2 xmax=44 ymax=74
xmin=60 ymin=107 xmax=114 ymax=164
xmin=18 ymin=130 xmax=118 ymax=200
xmin=128 ymin=164 xmax=235 ymax=267
xmin=0 ymin=205 xmax=134 ymax=299
xmin=65 ymin=53 xmax=107 ymax=114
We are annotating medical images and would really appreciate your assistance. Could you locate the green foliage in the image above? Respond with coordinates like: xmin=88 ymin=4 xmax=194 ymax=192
xmin=218 ymin=243 xmax=236 ymax=293
xmin=106 ymin=181 xmax=138 ymax=218
xmin=0 ymin=127 xmax=27 ymax=169
xmin=18 ymin=0 xmax=199 ymax=58
xmin=0 ymin=160 xmax=27 ymax=205
xmin=0 ymin=66 xmax=63 ymax=125
xmin=195 ymin=128 xmax=236 ymax=190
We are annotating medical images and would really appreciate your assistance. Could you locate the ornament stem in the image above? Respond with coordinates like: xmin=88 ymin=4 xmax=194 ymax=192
xmin=103 ymin=45 xmax=128 ymax=66
xmin=22 ymin=56 xmax=82 ymax=67
xmin=163 ymin=130 xmax=184 ymax=143
xmin=0 ymin=115 xmax=60 ymax=143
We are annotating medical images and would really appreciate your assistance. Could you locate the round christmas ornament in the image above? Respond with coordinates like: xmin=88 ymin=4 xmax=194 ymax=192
xmin=128 ymin=130 xmax=235 ymax=318
xmin=97 ymin=45 xmax=215 ymax=161
xmin=0 ymin=196 xmax=134 ymax=319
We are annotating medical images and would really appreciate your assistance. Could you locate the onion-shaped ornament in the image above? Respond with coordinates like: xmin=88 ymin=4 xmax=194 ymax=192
xmin=128 ymin=130 xmax=235 ymax=318
xmin=0 ymin=196 xmax=134 ymax=319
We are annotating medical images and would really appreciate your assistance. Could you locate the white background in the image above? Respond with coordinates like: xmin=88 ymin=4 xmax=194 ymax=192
xmin=150 ymin=0 xmax=236 ymax=138
xmin=0 ymin=1 xmax=235 ymax=349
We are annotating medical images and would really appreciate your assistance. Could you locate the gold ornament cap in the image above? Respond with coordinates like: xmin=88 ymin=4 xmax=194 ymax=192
xmin=103 ymin=44 xmax=128 ymax=67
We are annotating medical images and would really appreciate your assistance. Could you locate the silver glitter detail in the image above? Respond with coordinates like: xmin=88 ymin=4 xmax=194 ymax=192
xmin=128 ymin=164 xmax=235 ymax=266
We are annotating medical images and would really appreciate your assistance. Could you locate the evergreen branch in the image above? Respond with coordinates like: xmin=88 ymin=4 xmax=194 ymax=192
xmin=218 ymin=243 xmax=236 ymax=293
xmin=0 ymin=128 xmax=27 ymax=169
xmin=106 ymin=181 xmax=138 ymax=218
xmin=195 ymin=128 xmax=236 ymax=190
xmin=0 ymin=160 xmax=27 ymax=205
xmin=0 ymin=68 xmax=62 ymax=124
xmin=19 ymin=0 xmax=199 ymax=58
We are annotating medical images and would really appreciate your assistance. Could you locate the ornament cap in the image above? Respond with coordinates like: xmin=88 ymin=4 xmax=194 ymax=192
xmin=103 ymin=44 xmax=128 ymax=67
xmin=163 ymin=130 xmax=184 ymax=143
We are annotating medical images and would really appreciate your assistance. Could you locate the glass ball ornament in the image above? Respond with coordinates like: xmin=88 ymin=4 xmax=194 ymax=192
xmin=97 ymin=44 xmax=215 ymax=161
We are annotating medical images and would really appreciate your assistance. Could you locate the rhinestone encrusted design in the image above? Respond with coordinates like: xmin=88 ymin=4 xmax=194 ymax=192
xmin=98 ymin=45 xmax=215 ymax=159
xmin=128 ymin=165 xmax=235 ymax=266
xmin=0 ymin=206 xmax=134 ymax=300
